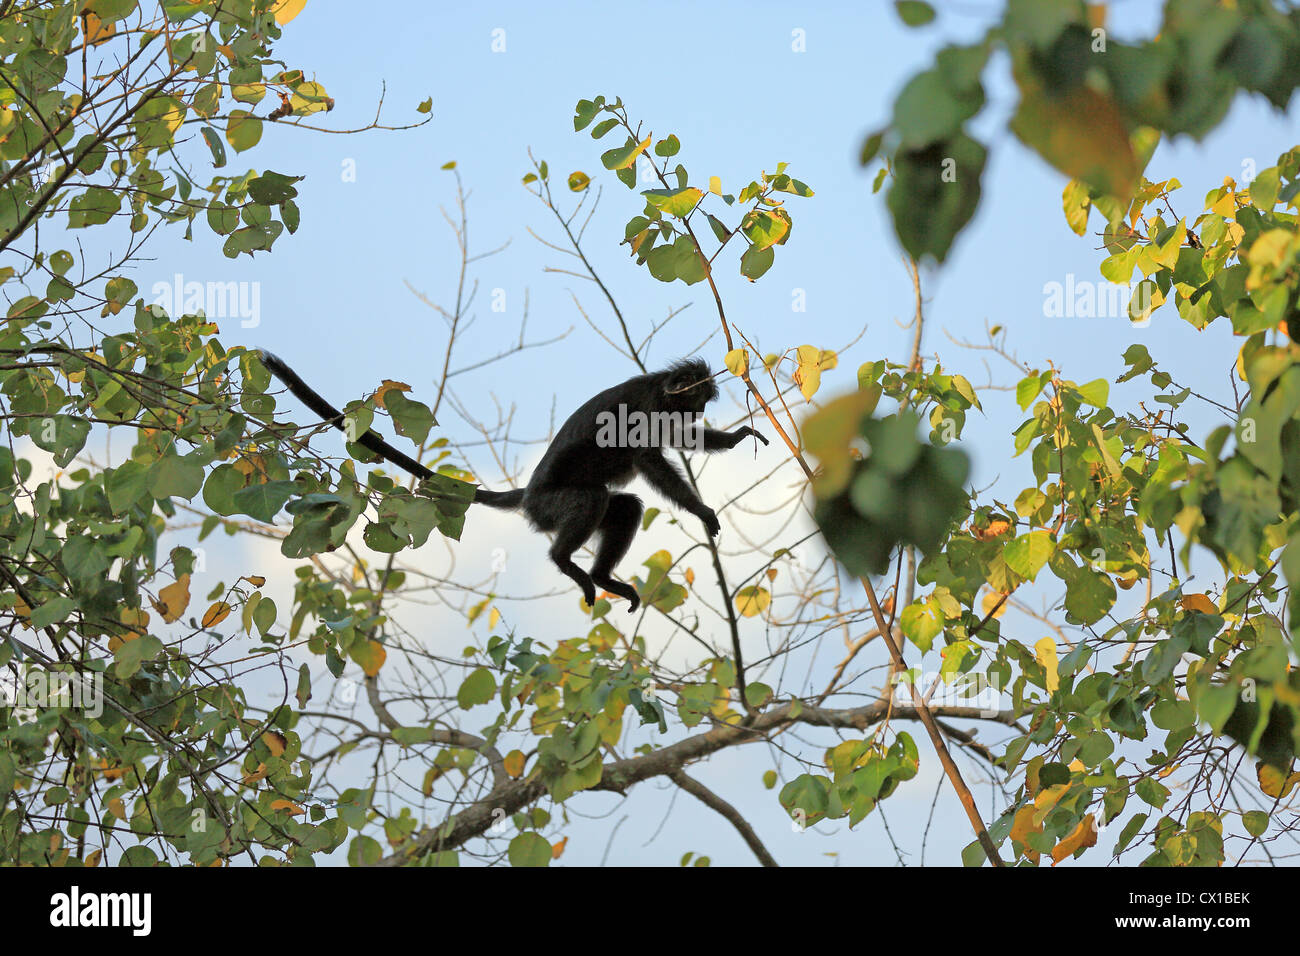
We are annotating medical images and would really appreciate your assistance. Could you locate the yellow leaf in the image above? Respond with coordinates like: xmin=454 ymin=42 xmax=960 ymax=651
xmin=1180 ymin=593 xmax=1218 ymax=615
xmin=467 ymin=596 xmax=489 ymax=625
xmin=552 ymin=837 xmax=568 ymax=859
xmin=353 ymin=639 xmax=387 ymax=677
xmin=119 ymin=606 xmax=150 ymax=630
xmin=82 ymin=12 xmax=116 ymax=45
xmin=1034 ymin=783 xmax=1069 ymax=815
xmin=242 ymin=763 xmax=268 ymax=784
xmin=1211 ymin=190 xmax=1237 ymax=217
xmin=792 ymin=345 xmax=838 ymax=401
xmin=981 ymin=590 xmax=1008 ymax=619
xmin=735 ymin=586 xmax=771 ymax=618
xmin=1035 ymin=637 xmax=1059 ymax=693
xmin=1010 ymin=805 xmax=1041 ymax=863
xmin=107 ymin=797 xmax=126 ymax=819
xmin=974 ymin=518 xmax=1012 ymax=540
xmin=244 ymin=575 xmax=266 ymax=588
xmin=1050 ymin=814 xmax=1098 ymax=865
xmin=766 ymin=567 xmax=778 ymax=582
xmin=423 ymin=766 xmax=445 ymax=796
xmin=724 ymin=348 xmax=749 ymax=377
xmin=85 ymin=849 xmax=102 ymax=867
xmin=709 ymin=176 xmax=722 ymax=196
xmin=261 ymin=731 xmax=286 ymax=757
xmin=619 ymin=134 xmax=653 ymax=170
xmin=1068 ymin=758 xmax=1085 ymax=773
xmin=504 ymin=750 xmax=526 ymax=778
xmin=154 ymin=573 xmax=191 ymax=623
xmin=373 ymin=379 xmax=410 ymax=409
xmin=1256 ymin=761 xmax=1300 ymax=799
xmin=1011 ymin=83 xmax=1137 ymax=199
xmin=1116 ymin=572 xmax=1140 ymax=590
xmin=233 ymin=454 xmax=266 ymax=480
xmin=269 ymin=799 xmax=304 ymax=814
xmin=201 ymin=601 xmax=231 ymax=628
xmin=685 ymin=567 xmax=695 ymax=586
xmin=488 ymin=607 xmax=501 ymax=629
xmin=270 ymin=0 xmax=307 ymax=23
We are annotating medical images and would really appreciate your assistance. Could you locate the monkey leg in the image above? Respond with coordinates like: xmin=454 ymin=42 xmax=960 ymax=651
xmin=532 ymin=487 xmax=607 ymax=609
xmin=590 ymin=493 xmax=644 ymax=613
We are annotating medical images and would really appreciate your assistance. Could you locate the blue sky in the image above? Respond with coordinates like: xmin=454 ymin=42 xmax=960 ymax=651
xmin=49 ymin=0 xmax=1300 ymax=865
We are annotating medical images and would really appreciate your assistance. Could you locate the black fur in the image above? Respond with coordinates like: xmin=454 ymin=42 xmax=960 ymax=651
xmin=258 ymin=352 xmax=767 ymax=612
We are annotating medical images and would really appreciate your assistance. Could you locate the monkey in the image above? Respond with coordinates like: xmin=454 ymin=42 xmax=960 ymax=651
xmin=257 ymin=351 xmax=767 ymax=612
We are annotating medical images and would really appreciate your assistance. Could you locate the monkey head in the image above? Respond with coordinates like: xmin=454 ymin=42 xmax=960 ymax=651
xmin=662 ymin=358 xmax=718 ymax=412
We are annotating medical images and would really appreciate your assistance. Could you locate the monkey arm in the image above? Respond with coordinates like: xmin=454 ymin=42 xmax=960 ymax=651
xmin=635 ymin=452 xmax=721 ymax=536
xmin=699 ymin=425 xmax=769 ymax=451
xmin=667 ymin=422 xmax=769 ymax=452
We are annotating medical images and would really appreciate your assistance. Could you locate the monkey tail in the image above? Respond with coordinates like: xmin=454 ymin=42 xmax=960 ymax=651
xmin=256 ymin=348 xmax=434 ymax=481
xmin=474 ymin=488 xmax=525 ymax=509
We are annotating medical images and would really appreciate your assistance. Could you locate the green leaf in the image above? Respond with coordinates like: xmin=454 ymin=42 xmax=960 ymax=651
xmin=200 ymin=126 xmax=226 ymax=167
xmin=744 ymin=682 xmax=773 ymax=708
xmin=1004 ymin=531 xmax=1053 ymax=581
xmin=67 ymin=187 xmax=122 ymax=228
xmin=895 ymin=1 xmax=935 ymax=27
xmin=1135 ymin=777 xmax=1170 ymax=809
xmin=363 ymin=521 xmax=406 ymax=553
xmin=654 ymin=134 xmax=680 ymax=157
xmin=1016 ymin=371 xmax=1048 ymax=410
xmin=231 ymin=480 xmax=297 ymax=523
xmin=1075 ymin=378 xmax=1109 ymax=407
xmin=961 ymin=839 xmax=987 ymax=867
xmin=900 ymin=597 xmax=944 ymax=652
xmin=887 ymin=133 xmax=986 ymax=262
xmin=150 ymin=453 xmax=206 ymax=501
xmin=296 ymin=664 xmax=312 ymax=708
xmin=892 ymin=69 xmax=982 ymax=151
xmin=740 ymin=243 xmax=774 ymax=281
xmin=248 ymin=171 xmax=301 ymax=205
xmin=105 ymin=460 xmax=151 ymax=514
xmin=457 ymin=667 xmax=496 ymax=709
xmin=385 ymin=391 xmax=435 ymax=446
xmin=30 ymin=596 xmax=76 ymax=630
xmin=114 ymin=634 xmax=164 ymax=678
xmin=0 ymin=752 xmax=14 ymax=799
xmin=1196 ymin=682 xmax=1239 ymax=734
xmin=508 ymin=832 xmax=552 ymax=867
xmin=225 ymin=110 xmax=262 ymax=152
xmin=63 ymin=536 xmax=109 ymax=582
xmin=573 ymin=98 xmax=598 ymax=131
xmin=1242 ymin=810 xmax=1269 ymax=837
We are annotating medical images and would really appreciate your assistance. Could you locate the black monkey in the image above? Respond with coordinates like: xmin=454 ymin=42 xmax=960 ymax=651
xmin=257 ymin=351 xmax=767 ymax=612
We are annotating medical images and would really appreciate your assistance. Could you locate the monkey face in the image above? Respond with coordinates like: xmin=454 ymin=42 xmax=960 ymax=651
xmin=663 ymin=358 xmax=717 ymax=412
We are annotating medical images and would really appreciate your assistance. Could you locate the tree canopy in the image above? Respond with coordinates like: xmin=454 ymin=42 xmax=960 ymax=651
xmin=2 ymin=0 xmax=1300 ymax=869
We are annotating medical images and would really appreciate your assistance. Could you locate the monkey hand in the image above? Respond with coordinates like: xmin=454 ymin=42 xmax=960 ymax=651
xmin=734 ymin=426 xmax=769 ymax=446
xmin=699 ymin=507 xmax=721 ymax=537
